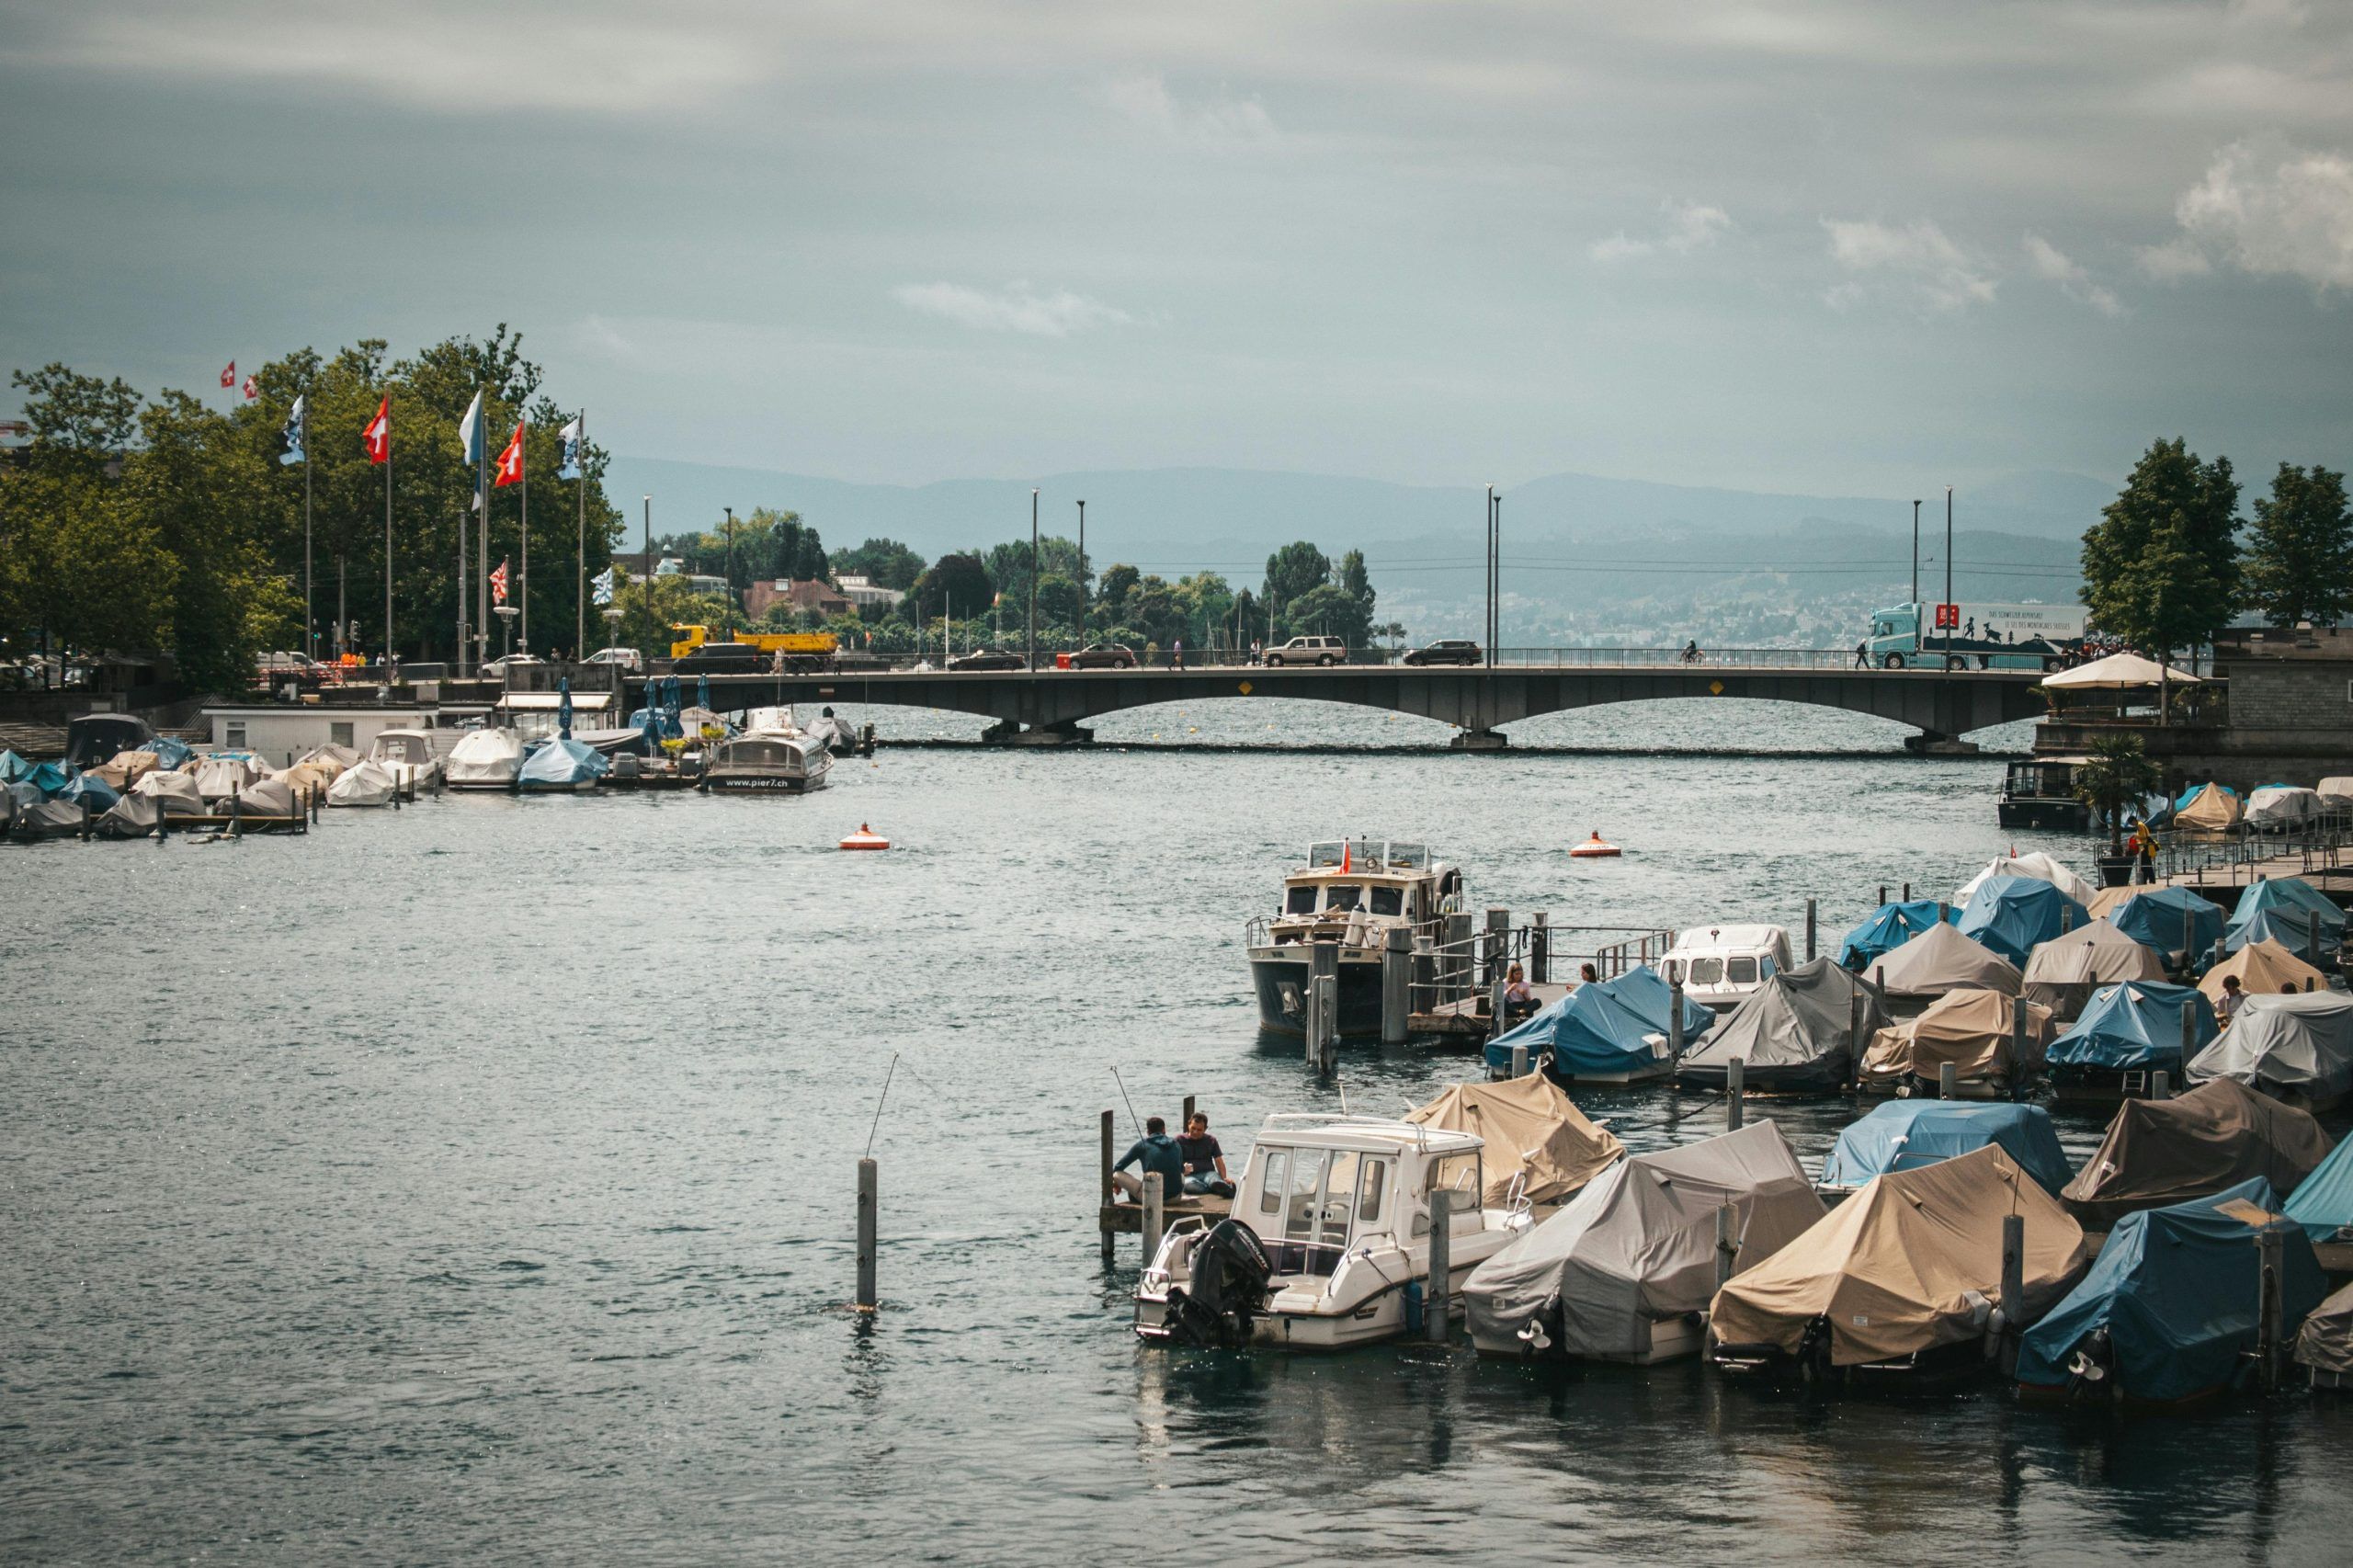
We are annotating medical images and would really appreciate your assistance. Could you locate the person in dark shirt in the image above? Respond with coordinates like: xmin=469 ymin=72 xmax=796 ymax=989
xmin=1177 ymin=1112 xmax=1233 ymax=1199
xmin=1112 ymin=1116 xmax=1186 ymax=1203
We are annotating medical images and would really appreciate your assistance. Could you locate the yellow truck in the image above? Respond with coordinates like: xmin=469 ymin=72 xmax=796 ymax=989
xmin=668 ymin=624 xmax=838 ymax=660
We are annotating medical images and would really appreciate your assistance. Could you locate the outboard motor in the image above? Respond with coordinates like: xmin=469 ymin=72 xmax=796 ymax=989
xmin=2064 ymin=1329 xmax=2115 ymax=1403
xmin=1164 ymin=1221 xmax=1272 ymax=1348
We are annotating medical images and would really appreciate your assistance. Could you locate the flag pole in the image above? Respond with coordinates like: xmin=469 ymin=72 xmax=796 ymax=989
xmin=520 ymin=420 xmax=530 ymax=653
xmin=383 ymin=403 xmax=394 ymax=672
xmin=576 ymin=409 xmax=586 ymax=660
xmin=477 ymin=404 xmax=490 ymax=678
xmin=302 ymin=403 xmax=313 ymax=660
xmin=457 ymin=392 xmax=470 ymax=678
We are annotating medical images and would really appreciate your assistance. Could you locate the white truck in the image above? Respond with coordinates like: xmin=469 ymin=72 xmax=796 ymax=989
xmin=1863 ymin=601 xmax=2086 ymax=670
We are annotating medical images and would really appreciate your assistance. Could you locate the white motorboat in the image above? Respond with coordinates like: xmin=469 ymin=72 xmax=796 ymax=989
xmin=444 ymin=728 xmax=525 ymax=790
xmin=702 ymin=710 xmax=831 ymax=793
xmin=326 ymin=758 xmax=399 ymax=807
xmin=1660 ymin=924 xmax=1795 ymax=1013
xmin=366 ymin=729 xmax=443 ymax=791
xmin=1245 ymin=840 xmax=1464 ymax=1036
xmin=1135 ymin=1114 xmax=1532 ymax=1349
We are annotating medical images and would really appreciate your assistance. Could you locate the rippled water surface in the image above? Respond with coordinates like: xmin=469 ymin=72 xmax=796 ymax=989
xmin=6 ymin=700 xmax=2348 ymax=1564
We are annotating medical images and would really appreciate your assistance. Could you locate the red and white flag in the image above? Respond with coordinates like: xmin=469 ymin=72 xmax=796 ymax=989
xmin=493 ymin=420 xmax=525 ymax=487
xmin=241 ymin=375 xmax=257 ymax=401
xmin=361 ymin=397 xmax=391 ymax=464
xmin=490 ymin=557 xmax=510 ymax=605
xmin=220 ymin=361 xmax=235 ymax=389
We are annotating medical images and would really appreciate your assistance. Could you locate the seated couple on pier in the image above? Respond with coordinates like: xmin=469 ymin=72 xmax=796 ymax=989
xmin=1112 ymin=1113 xmax=1235 ymax=1203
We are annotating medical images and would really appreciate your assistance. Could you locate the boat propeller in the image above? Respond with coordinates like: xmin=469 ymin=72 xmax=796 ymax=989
xmin=1518 ymin=1319 xmax=1552 ymax=1352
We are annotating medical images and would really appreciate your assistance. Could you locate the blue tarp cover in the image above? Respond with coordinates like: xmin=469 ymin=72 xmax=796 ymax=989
xmin=1958 ymin=874 xmax=2092 ymax=966
xmin=1487 ymin=965 xmax=1714 ymax=1077
xmin=28 ymin=759 xmax=74 ymax=796
xmin=1820 ymin=1101 xmax=2075 ymax=1196
xmin=2018 ymin=1178 xmax=2327 ymax=1401
xmin=0 ymin=749 xmax=32 ymax=783
xmin=53 ymin=772 xmax=120 ymax=811
xmin=146 ymin=735 xmax=194 ymax=769
xmin=2286 ymin=1136 xmax=2353 ymax=1242
xmin=2110 ymin=888 xmax=2224 ymax=957
xmin=2226 ymin=879 xmax=2346 ymax=954
xmin=2047 ymin=980 xmax=2217 ymax=1074
xmin=517 ymin=736 xmax=611 ymax=790
xmin=1836 ymin=900 xmax=1958 ymax=968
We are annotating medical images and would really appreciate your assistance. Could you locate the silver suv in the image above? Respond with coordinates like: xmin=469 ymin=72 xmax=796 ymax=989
xmin=1267 ymin=635 xmax=1346 ymax=667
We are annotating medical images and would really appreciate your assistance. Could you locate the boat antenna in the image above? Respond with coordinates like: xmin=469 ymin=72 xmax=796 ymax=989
xmin=863 ymin=1051 xmax=899 ymax=1159
xmin=1109 ymin=1066 xmax=1141 ymax=1135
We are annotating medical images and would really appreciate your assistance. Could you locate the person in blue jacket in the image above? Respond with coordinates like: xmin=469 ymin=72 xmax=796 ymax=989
xmin=1112 ymin=1117 xmax=1186 ymax=1204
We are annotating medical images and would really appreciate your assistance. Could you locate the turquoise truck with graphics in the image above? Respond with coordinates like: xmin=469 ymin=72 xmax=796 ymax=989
xmin=1864 ymin=601 xmax=2086 ymax=670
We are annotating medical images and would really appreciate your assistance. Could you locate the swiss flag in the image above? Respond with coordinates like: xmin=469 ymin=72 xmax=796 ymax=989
xmin=362 ymin=397 xmax=391 ymax=464
xmin=241 ymin=375 xmax=257 ymax=401
xmin=493 ymin=420 xmax=525 ymax=487
xmin=220 ymin=360 xmax=235 ymax=389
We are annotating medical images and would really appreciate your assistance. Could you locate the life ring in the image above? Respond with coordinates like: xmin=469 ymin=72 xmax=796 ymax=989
xmin=1569 ymin=831 xmax=1621 ymax=858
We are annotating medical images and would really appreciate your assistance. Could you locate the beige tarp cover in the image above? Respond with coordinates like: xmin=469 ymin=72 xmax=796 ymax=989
xmin=1406 ymin=1074 xmax=1624 ymax=1207
xmin=1861 ymin=988 xmax=2053 ymax=1086
xmin=2041 ymin=652 xmax=2200 ymax=688
xmin=2086 ymin=886 xmax=2137 ymax=922
xmin=2060 ymin=1078 xmax=2336 ymax=1230
xmin=2295 ymin=1280 xmax=2353 ymax=1377
xmin=1709 ymin=1143 xmax=2089 ymax=1364
xmin=1955 ymin=851 xmax=2098 ymax=909
xmin=131 ymin=769 xmax=206 ymax=815
xmin=1866 ymin=921 xmax=2021 ymax=1000
xmin=2021 ymin=918 xmax=2167 ymax=1016
xmin=2198 ymin=938 xmax=2329 ymax=1006
xmin=277 ymin=762 xmax=338 ymax=798
xmin=2175 ymin=782 xmax=2243 ymax=832
xmin=88 ymin=750 xmax=160 ymax=790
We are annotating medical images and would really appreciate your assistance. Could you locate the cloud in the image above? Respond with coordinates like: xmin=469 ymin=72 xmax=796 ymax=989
xmin=2020 ymin=233 xmax=2125 ymax=315
xmin=1588 ymin=199 xmax=1733 ymax=263
xmin=892 ymin=283 xmax=1135 ymax=337
xmin=1821 ymin=218 xmax=1997 ymax=311
xmin=1095 ymin=74 xmax=1275 ymax=146
xmin=2146 ymin=138 xmax=2353 ymax=290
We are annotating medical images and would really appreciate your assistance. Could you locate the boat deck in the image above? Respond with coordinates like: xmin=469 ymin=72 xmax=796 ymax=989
xmin=1097 ymin=1193 xmax=1233 ymax=1236
xmin=1409 ymin=982 xmax=1572 ymax=1040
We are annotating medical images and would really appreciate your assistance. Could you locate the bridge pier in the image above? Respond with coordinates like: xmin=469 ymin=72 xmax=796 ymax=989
xmin=982 ymin=719 xmax=1095 ymax=747
xmin=1904 ymin=732 xmax=1984 ymax=756
xmin=1450 ymin=728 xmax=1508 ymax=752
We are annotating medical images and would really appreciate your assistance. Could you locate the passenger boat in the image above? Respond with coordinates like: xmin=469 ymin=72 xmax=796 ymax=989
xmin=1996 ymin=757 xmax=2091 ymax=831
xmin=1134 ymin=1113 xmax=1531 ymax=1349
xmin=702 ymin=711 xmax=832 ymax=794
xmin=1245 ymin=839 xmax=1463 ymax=1036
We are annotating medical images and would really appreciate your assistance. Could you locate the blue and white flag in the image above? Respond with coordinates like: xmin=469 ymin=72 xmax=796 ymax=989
xmin=557 ymin=415 xmax=583 ymax=480
xmin=278 ymin=394 xmax=305 ymax=466
xmin=592 ymin=565 xmax=616 ymax=607
xmin=458 ymin=390 xmax=484 ymax=466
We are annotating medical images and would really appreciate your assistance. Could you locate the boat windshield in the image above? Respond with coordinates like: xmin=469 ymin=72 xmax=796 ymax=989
xmin=1285 ymin=886 xmax=1318 ymax=915
xmin=1369 ymin=886 xmax=1404 ymax=917
xmin=372 ymin=735 xmax=427 ymax=764
xmin=1387 ymin=843 xmax=1428 ymax=869
xmin=1325 ymin=885 xmax=1362 ymax=913
xmin=1726 ymin=956 xmax=1758 ymax=984
xmin=1684 ymin=957 xmax=1724 ymax=984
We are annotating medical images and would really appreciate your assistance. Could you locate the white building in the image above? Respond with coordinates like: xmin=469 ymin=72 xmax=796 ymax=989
xmin=835 ymin=574 xmax=901 ymax=610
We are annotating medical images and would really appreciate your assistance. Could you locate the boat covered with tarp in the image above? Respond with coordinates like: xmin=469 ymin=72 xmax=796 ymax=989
xmin=2283 ymin=1135 xmax=2353 ymax=1244
xmin=51 ymin=771 xmax=119 ymax=813
xmin=1820 ymin=1101 xmax=2073 ymax=1196
xmin=1836 ymin=900 xmax=1957 ymax=969
xmin=1859 ymin=988 xmax=2053 ymax=1096
xmin=2175 ymin=781 xmax=2243 ymax=832
xmin=326 ymin=758 xmax=400 ymax=808
xmin=2188 ymin=992 xmax=2353 ymax=1110
xmin=192 ymin=753 xmax=267 ymax=801
xmin=2246 ymin=785 xmax=2325 ymax=829
xmin=517 ymin=736 xmax=612 ymax=792
xmin=132 ymin=769 xmax=206 ymax=817
xmin=1954 ymin=851 xmax=2097 ymax=909
xmin=2018 ymin=1179 xmax=2325 ymax=1405
xmin=1465 ymin=1121 xmax=1824 ymax=1364
xmin=2297 ymin=1281 xmax=2353 ymax=1388
xmin=1488 ymin=966 xmax=1714 ymax=1084
xmin=1957 ymin=875 xmax=2092 ymax=967
xmin=1675 ymin=958 xmax=1887 ymax=1093
xmin=446 ymin=728 xmax=526 ymax=790
xmin=1708 ymin=1144 xmax=2090 ymax=1382
xmin=86 ymin=750 xmax=161 ymax=790
xmin=94 ymin=792 xmax=163 ymax=838
xmin=2200 ymin=938 xmax=2332 ymax=1008
xmin=2223 ymin=877 xmax=2345 ymax=956
xmin=2060 ymin=1079 xmax=2336 ymax=1230
xmin=231 ymin=778 xmax=301 ymax=818
xmin=2108 ymin=886 xmax=2225 ymax=963
xmin=0 ymin=748 xmax=33 ymax=783
xmin=7 ymin=796 xmax=85 ymax=839
xmin=1404 ymin=1074 xmax=1623 ymax=1208
xmin=2020 ymin=918 xmax=2166 ymax=1018
xmin=2045 ymin=981 xmax=2217 ymax=1097
xmin=1864 ymin=921 xmax=2021 ymax=1009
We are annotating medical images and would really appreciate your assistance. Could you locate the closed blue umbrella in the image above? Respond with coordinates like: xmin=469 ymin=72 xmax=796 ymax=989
xmin=696 ymin=673 xmax=710 ymax=714
xmin=558 ymin=676 xmax=574 ymax=740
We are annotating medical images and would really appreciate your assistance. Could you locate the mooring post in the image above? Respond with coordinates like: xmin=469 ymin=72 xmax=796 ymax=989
xmin=1381 ymin=925 xmax=1412 ymax=1044
xmin=1413 ymin=932 xmax=1435 ymax=1012
xmin=228 ymin=790 xmax=242 ymax=838
xmin=2060 ymin=904 xmax=2075 ymax=934
xmin=1182 ymin=1095 xmax=1196 ymax=1131
xmin=79 ymin=798 xmax=94 ymax=841
xmin=1903 ymin=881 xmax=1912 ymax=902
xmin=1489 ymin=965 xmax=1508 ymax=1041
xmin=1444 ymin=912 xmax=1473 ymax=1002
xmin=1804 ymin=897 xmax=1818 ymax=963
xmin=2182 ymin=903 xmax=2196 ymax=970
xmin=1714 ymin=1202 xmax=1739 ymax=1290
xmin=1848 ymin=988 xmax=1866 ymax=1060
xmin=1426 ymin=1190 xmax=1453 ymax=1346
xmin=2011 ymin=1003 xmax=2030 ymax=1084
xmin=1726 ymin=1057 xmax=1746 ymax=1131
xmin=2307 ymin=908 xmax=2321 ymax=965
xmin=1309 ymin=942 xmax=1338 ymax=1065
xmin=1668 ymin=978 xmax=1687 ymax=1059
xmin=856 ymin=1157 xmax=879 ymax=1312
xmin=2151 ymin=1068 xmax=2170 ymax=1101
xmin=1142 ymin=1171 xmax=1165 ymax=1265
xmin=2257 ymin=1224 xmax=2285 ymax=1392
xmin=1483 ymin=907 xmax=1508 ymax=989
xmin=1316 ymin=976 xmax=1338 ymax=1073
xmin=1530 ymin=912 xmax=1550 ymax=985
xmin=1879 ymin=883 xmax=1888 ymax=907
xmin=1511 ymin=1041 xmax=1529 ymax=1080
xmin=1939 ymin=1061 xmax=1958 ymax=1099
xmin=1100 ymin=1109 xmax=1116 ymax=1265
xmin=1937 ymin=900 xmax=1949 ymax=925
xmin=1999 ymin=1212 xmax=2025 ymax=1338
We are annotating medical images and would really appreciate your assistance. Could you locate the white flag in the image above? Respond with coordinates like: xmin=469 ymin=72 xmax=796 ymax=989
xmin=592 ymin=565 xmax=616 ymax=606
xmin=557 ymin=415 xmax=583 ymax=480
xmin=459 ymin=390 xmax=484 ymax=466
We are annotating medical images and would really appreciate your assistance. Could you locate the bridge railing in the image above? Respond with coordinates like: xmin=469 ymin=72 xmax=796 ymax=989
xmin=651 ymin=644 xmax=2034 ymax=676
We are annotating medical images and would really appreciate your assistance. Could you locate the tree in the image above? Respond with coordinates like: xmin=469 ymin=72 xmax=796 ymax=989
xmin=906 ymin=551 xmax=993 ymax=623
xmin=1263 ymin=540 xmax=1331 ymax=609
xmin=1095 ymin=562 xmax=1140 ymax=626
xmin=2242 ymin=463 xmax=2351 ymax=629
xmin=2081 ymin=437 xmax=2241 ymax=662
xmin=10 ymin=363 xmax=142 ymax=456
xmin=1283 ymin=582 xmax=1372 ymax=646
xmin=612 ymin=569 xmax=730 ymax=657
xmin=2073 ymin=733 xmax=2163 ymax=857
xmin=832 ymin=538 xmax=926 ymax=591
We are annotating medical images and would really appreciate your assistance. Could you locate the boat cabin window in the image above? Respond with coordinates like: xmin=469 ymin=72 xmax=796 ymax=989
xmin=1388 ymin=843 xmax=1428 ymax=869
xmin=1284 ymin=887 xmax=1318 ymax=915
xmin=1726 ymin=956 xmax=1758 ymax=984
xmin=1683 ymin=957 xmax=1723 ymax=984
xmin=1368 ymin=886 xmax=1403 ymax=917
xmin=1324 ymin=885 xmax=1361 ymax=913
xmin=1357 ymin=1158 xmax=1388 ymax=1226
xmin=1413 ymin=1153 xmax=1483 ymax=1235
xmin=1257 ymin=1150 xmax=1289 ymax=1216
xmin=1283 ymin=1149 xmax=1328 ymax=1241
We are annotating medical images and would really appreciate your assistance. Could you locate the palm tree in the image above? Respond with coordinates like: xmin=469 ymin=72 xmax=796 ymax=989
xmin=2073 ymin=733 xmax=2164 ymax=856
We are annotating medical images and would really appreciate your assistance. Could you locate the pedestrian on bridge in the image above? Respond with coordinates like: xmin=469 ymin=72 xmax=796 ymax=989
xmin=1855 ymin=640 xmax=1870 ymax=669
xmin=1172 ymin=638 xmax=1185 ymax=671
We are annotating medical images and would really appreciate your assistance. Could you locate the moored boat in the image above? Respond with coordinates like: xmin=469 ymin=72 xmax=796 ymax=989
xmin=1245 ymin=840 xmax=1461 ymax=1037
xmin=701 ymin=723 xmax=832 ymax=793
xmin=445 ymin=728 xmax=526 ymax=790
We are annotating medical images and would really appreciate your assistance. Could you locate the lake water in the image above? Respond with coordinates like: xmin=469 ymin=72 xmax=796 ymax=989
xmin=6 ymin=699 xmax=2347 ymax=1564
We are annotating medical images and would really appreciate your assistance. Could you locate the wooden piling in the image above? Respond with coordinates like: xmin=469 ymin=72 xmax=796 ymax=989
xmin=1426 ymin=1190 xmax=1452 ymax=1345
xmin=1483 ymin=907 xmax=1508 ymax=988
xmin=1667 ymin=979 xmax=1687 ymax=1059
xmin=1903 ymin=881 xmax=1912 ymax=902
xmin=1100 ymin=1109 xmax=1116 ymax=1265
xmin=1308 ymin=943 xmax=1338 ymax=1066
xmin=2011 ymin=1003 xmax=2030 ymax=1085
xmin=1937 ymin=900 xmax=1949 ymax=925
xmin=1142 ymin=1171 xmax=1165 ymax=1264
xmin=1847 ymin=989 xmax=1865 ymax=1061
xmin=1413 ymin=933 xmax=1436 ymax=1012
xmin=1804 ymin=898 xmax=1817 ymax=963
xmin=1938 ymin=1061 xmax=1958 ymax=1099
xmin=1182 ymin=1095 xmax=1196 ymax=1131
xmin=1999 ymin=1212 xmax=2025 ymax=1335
xmin=1381 ymin=926 xmax=1411 ymax=1044
xmin=855 ymin=1157 xmax=879 ymax=1312
xmin=1879 ymin=884 xmax=1888 ymax=907
xmin=1725 ymin=1058 xmax=1745 ymax=1131
xmin=2258 ymin=1224 xmax=2285 ymax=1392
xmin=2060 ymin=904 xmax=2075 ymax=934
xmin=1530 ymin=912 xmax=1550 ymax=984
xmin=1443 ymin=912 xmax=1473 ymax=1001
xmin=1317 ymin=976 xmax=1338 ymax=1072
xmin=2151 ymin=1069 xmax=2169 ymax=1101
xmin=1489 ymin=966 xmax=1508 ymax=1041
xmin=1511 ymin=1042 xmax=1529 ymax=1080
xmin=1714 ymin=1202 xmax=1738 ymax=1290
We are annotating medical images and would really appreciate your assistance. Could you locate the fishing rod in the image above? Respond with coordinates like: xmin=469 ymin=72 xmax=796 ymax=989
xmin=1109 ymin=1066 xmax=1141 ymax=1137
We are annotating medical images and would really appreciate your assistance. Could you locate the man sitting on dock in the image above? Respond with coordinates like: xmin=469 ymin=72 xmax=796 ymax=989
xmin=1112 ymin=1117 xmax=1188 ymax=1205
xmin=1178 ymin=1112 xmax=1234 ymax=1199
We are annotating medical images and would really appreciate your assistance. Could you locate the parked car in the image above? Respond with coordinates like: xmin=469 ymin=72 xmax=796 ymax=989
xmin=1402 ymin=639 xmax=1481 ymax=666
xmin=1266 ymin=635 xmax=1347 ymax=667
xmin=671 ymin=642 xmax=764 ymax=676
xmin=1067 ymin=643 xmax=1138 ymax=670
xmin=481 ymin=653 xmax=546 ymax=677
xmin=949 ymin=649 xmax=1025 ymax=671
xmin=585 ymin=646 xmax=645 ymax=673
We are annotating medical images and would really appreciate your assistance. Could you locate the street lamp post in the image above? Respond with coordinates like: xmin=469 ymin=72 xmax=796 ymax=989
xmin=723 ymin=506 xmax=736 ymax=629
xmin=1028 ymin=488 xmax=1039 ymax=671
xmin=1944 ymin=486 xmax=1954 ymax=668
xmin=1075 ymin=499 xmax=1086 ymax=641
xmin=495 ymin=603 xmax=519 ymax=664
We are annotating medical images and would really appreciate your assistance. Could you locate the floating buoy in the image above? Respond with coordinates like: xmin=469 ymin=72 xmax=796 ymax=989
xmin=1569 ymin=831 xmax=1621 ymax=858
xmin=839 ymin=824 xmax=890 ymax=851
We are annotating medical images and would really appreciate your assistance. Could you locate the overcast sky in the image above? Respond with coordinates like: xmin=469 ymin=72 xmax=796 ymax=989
xmin=2 ymin=1 xmax=2347 ymax=496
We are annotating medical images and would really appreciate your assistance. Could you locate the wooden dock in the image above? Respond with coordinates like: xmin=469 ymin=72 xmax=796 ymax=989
xmin=1408 ymin=982 xmax=1569 ymax=1040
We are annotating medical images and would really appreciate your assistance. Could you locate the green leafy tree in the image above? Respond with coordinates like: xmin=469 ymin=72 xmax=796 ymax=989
xmin=2073 ymin=733 xmax=2164 ymax=856
xmin=2242 ymin=463 xmax=2351 ymax=629
xmin=905 ymin=551 xmax=994 ymax=623
xmin=611 ymin=569 xmax=731 ymax=657
xmin=1263 ymin=540 xmax=1332 ymax=609
xmin=1283 ymin=581 xmax=1372 ymax=646
xmin=832 ymin=537 xmax=926 ymax=591
xmin=2081 ymin=437 xmax=2241 ymax=670
xmin=1095 ymin=562 xmax=1139 ymax=628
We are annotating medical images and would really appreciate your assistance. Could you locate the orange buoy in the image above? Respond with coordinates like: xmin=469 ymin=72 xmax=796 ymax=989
xmin=1568 ymin=831 xmax=1621 ymax=858
xmin=839 ymin=824 xmax=891 ymax=851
